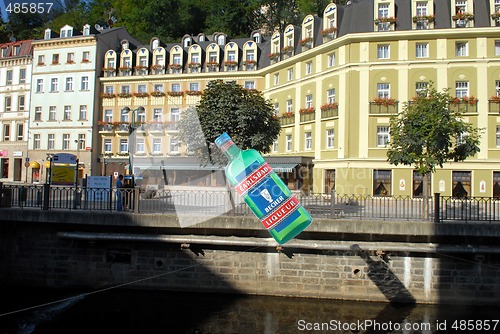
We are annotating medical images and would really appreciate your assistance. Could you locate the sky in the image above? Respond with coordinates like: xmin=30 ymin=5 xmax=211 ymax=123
xmin=0 ymin=0 xmax=66 ymax=21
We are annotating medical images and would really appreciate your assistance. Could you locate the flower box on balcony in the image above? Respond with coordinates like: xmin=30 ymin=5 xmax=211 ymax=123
xmin=282 ymin=111 xmax=294 ymax=118
xmin=374 ymin=17 xmax=397 ymax=24
xmin=101 ymin=93 xmax=116 ymax=99
xmin=51 ymin=61 xmax=59 ymax=65
xmin=372 ymin=97 xmax=397 ymax=106
xmin=268 ymin=53 xmax=279 ymax=61
xmin=186 ymin=90 xmax=202 ymax=96
xmin=243 ymin=60 xmax=257 ymax=66
xmin=187 ymin=62 xmax=201 ymax=68
xmin=412 ymin=15 xmax=435 ymax=23
xmin=102 ymin=67 xmax=115 ymax=71
xmin=117 ymin=93 xmax=132 ymax=98
xmin=82 ymin=59 xmax=90 ymax=63
xmin=150 ymin=91 xmax=166 ymax=97
xmin=489 ymin=96 xmax=500 ymax=103
xmin=168 ymin=64 xmax=182 ymax=69
xmin=167 ymin=91 xmax=184 ymax=97
xmin=225 ymin=60 xmax=238 ymax=66
xmin=206 ymin=61 xmax=219 ymax=67
xmin=66 ymin=60 xmax=75 ymax=64
xmin=151 ymin=64 xmax=165 ymax=70
xmin=451 ymin=96 xmax=477 ymax=106
xmin=298 ymin=107 xmax=315 ymax=115
xmin=37 ymin=62 xmax=45 ymax=66
xmin=134 ymin=92 xmax=149 ymax=98
xmin=452 ymin=12 xmax=474 ymax=21
xmin=134 ymin=65 xmax=148 ymax=70
xmin=118 ymin=66 xmax=131 ymax=71
xmin=281 ymin=46 xmax=294 ymax=53
xmin=321 ymin=27 xmax=337 ymax=37
xmin=491 ymin=12 xmax=500 ymax=19
xmin=299 ymin=37 xmax=313 ymax=47
xmin=320 ymin=103 xmax=338 ymax=111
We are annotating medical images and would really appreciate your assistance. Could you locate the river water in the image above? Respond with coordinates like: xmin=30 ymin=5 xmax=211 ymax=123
xmin=0 ymin=287 xmax=499 ymax=333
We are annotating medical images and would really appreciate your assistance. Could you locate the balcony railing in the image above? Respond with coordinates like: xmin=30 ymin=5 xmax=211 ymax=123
xmin=279 ymin=116 xmax=295 ymax=126
xmin=489 ymin=100 xmax=500 ymax=113
xmin=369 ymin=101 xmax=398 ymax=114
xmin=148 ymin=123 xmax=165 ymax=132
xmin=98 ymin=124 xmax=114 ymax=132
xmin=449 ymin=102 xmax=478 ymax=113
xmin=299 ymin=112 xmax=315 ymax=123
xmin=321 ymin=106 xmax=338 ymax=119
xmin=115 ymin=123 xmax=130 ymax=132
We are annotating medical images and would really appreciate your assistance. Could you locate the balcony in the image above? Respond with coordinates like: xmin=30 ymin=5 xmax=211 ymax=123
xmin=115 ymin=123 xmax=130 ymax=133
xmin=134 ymin=66 xmax=148 ymax=76
xmin=369 ymin=99 xmax=398 ymax=114
xmin=98 ymin=123 xmax=114 ymax=133
xmin=151 ymin=65 xmax=165 ymax=75
xmin=299 ymin=109 xmax=315 ymax=123
xmin=166 ymin=122 xmax=179 ymax=131
xmin=320 ymin=104 xmax=338 ymax=119
xmin=279 ymin=114 xmax=295 ymax=126
xmin=449 ymin=97 xmax=478 ymax=113
xmin=488 ymin=98 xmax=500 ymax=113
xmin=148 ymin=123 xmax=165 ymax=133
xmin=134 ymin=123 xmax=148 ymax=133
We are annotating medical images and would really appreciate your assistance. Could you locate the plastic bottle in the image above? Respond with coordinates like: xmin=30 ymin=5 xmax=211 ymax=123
xmin=215 ymin=132 xmax=312 ymax=244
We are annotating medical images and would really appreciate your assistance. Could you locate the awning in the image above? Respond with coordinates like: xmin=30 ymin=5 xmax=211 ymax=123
xmin=30 ymin=161 xmax=40 ymax=168
xmin=270 ymin=163 xmax=299 ymax=173
xmin=44 ymin=161 xmax=51 ymax=168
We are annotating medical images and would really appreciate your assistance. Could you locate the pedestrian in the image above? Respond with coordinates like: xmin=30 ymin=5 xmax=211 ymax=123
xmin=116 ymin=174 xmax=124 ymax=211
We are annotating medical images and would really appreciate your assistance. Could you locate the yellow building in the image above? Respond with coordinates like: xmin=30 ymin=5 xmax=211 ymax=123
xmin=99 ymin=0 xmax=500 ymax=197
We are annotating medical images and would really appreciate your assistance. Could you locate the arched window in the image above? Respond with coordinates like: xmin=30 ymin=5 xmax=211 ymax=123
xmin=252 ymin=32 xmax=261 ymax=43
xmin=184 ymin=37 xmax=191 ymax=48
xmin=217 ymin=35 xmax=225 ymax=46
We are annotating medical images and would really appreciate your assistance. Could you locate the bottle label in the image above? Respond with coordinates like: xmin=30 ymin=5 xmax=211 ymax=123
xmin=234 ymin=161 xmax=300 ymax=230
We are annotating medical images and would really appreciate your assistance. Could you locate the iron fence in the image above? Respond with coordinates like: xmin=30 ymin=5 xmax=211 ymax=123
xmin=2 ymin=183 xmax=500 ymax=223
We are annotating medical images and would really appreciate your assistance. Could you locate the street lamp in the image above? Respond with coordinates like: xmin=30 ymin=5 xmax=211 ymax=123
xmin=121 ymin=106 xmax=145 ymax=177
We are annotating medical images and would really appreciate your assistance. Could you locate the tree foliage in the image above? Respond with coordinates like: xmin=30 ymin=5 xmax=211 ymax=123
xmin=178 ymin=80 xmax=281 ymax=165
xmin=387 ymin=84 xmax=482 ymax=176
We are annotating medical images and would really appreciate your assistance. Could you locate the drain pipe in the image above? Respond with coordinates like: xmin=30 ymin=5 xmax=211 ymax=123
xmin=57 ymin=231 xmax=500 ymax=254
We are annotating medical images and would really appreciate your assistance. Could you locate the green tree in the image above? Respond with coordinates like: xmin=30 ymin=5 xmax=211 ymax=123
xmin=387 ymin=85 xmax=482 ymax=216
xmin=0 ymin=10 xmax=10 ymax=42
xmin=178 ymin=80 xmax=281 ymax=165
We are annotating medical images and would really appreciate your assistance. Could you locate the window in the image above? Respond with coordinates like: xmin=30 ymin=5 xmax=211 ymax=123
xmin=286 ymin=134 xmax=293 ymax=151
xmin=120 ymin=109 xmax=129 ymax=122
xmin=496 ymin=80 xmax=500 ymax=96
xmin=137 ymin=84 xmax=147 ymax=93
xmin=274 ymin=73 xmax=279 ymax=85
xmin=3 ymin=124 xmax=10 ymax=141
xmin=373 ymin=170 xmax=391 ymax=196
xmin=4 ymin=97 xmax=11 ymax=112
xmin=377 ymin=45 xmax=390 ymax=59
xmin=377 ymin=83 xmax=390 ymax=98
xmin=36 ymin=79 xmax=43 ymax=93
xmin=121 ymin=85 xmax=130 ymax=94
xmin=305 ymin=95 xmax=313 ymax=109
xmin=63 ymin=106 xmax=71 ymax=120
xmin=413 ymin=171 xmax=431 ymax=197
xmin=245 ymin=50 xmax=255 ymax=61
xmin=17 ymin=123 xmax=24 ymax=141
xmin=244 ymin=81 xmax=255 ymax=90
xmin=104 ymin=139 xmax=112 ymax=153
xmin=273 ymin=103 xmax=279 ymax=116
xmin=48 ymin=134 xmax=55 ymax=150
xmin=286 ymin=99 xmax=293 ymax=113
xmin=452 ymin=171 xmax=471 ymax=198
xmin=79 ymin=105 xmax=87 ymax=120
xmin=20 ymin=69 xmax=26 ymax=83
xmin=173 ymin=54 xmax=181 ymax=65
xmin=287 ymin=68 xmax=294 ymax=81
xmin=34 ymin=134 xmax=41 ymax=150
xmin=456 ymin=42 xmax=468 ymax=56
xmin=377 ymin=126 xmax=390 ymax=147
xmin=104 ymin=109 xmax=113 ymax=122
xmin=170 ymin=138 xmax=179 ymax=153
xmin=105 ymin=86 xmax=114 ymax=94
xmin=63 ymin=134 xmax=70 ymax=150
xmin=119 ymin=139 xmax=128 ymax=153
xmin=189 ymin=82 xmax=199 ymax=91
xmin=166 ymin=84 xmax=181 ymax=95
xmin=136 ymin=138 xmax=145 ymax=153
xmin=6 ymin=70 xmax=12 ymax=85
xmin=497 ymin=126 xmax=500 ymax=147
xmin=227 ymin=51 xmax=236 ymax=61
xmin=304 ymin=132 xmax=312 ymax=150
xmin=67 ymin=52 xmax=75 ymax=63
xmin=326 ymin=129 xmax=334 ymax=148
xmin=416 ymin=2 xmax=428 ymax=16
xmin=153 ymin=108 xmax=163 ymax=121
xmin=416 ymin=43 xmax=428 ymax=58
xmin=455 ymin=81 xmax=469 ymax=98
xmin=208 ymin=52 xmax=217 ymax=62
xmin=65 ymin=77 xmax=73 ymax=91
xmin=82 ymin=51 xmax=90 ymax=62
xmin=170 ymin=108 xmax=180 ymax=123
xmin=52 ymin=54 xmax=59 ymax=64
xmin=18 ymin=96 xmax=25 ymax=111
xmin=38 ymin=55 xmax=45 ymax=65
xmin=49 ymin=106 xmax=56 ymax=121
xmin=494 ymin=171 xmax=500 ymax=198
xmin=455 ymin=0 xmax=467 ymax=14
xmin=416 ymin=82 xmax=429 ymax=96
xmin=378 ymin=4 xmax=389 ymax=18
xmin=81 ymin=76 xmax=89 ymax=90
xmin=34 ymin=107 xmax=42 ymax=121
xmin=155 ymin=55 xmax=164 ymax=66
xmin=50 ymin=78 xmax=58 ymax=92
xmin=1 ymin=48 xmax=7 ymax=57
xmin=272 ymin=140 xmax=278 ymax=152
xmin=154 ymin=84 xmax=163 ymax=92
xmin=327 ymin=53 xmax=335 ymax=67
xmin=495 ymin=41 xmax=500 ymax=56
xmin=305 ymin=61 xmax=312 ymax=74
xmin=137 ymin=108 xmax=146 ymax=122
xmin=77 ymin=135 xmax=85 ymax=150
xmin=327 ymin=89 xmax=336 ymax=103
xmin=139 ymin=56 xmax=147 ymax=67
xmin=153 ymin=138 xmax=162 ymax=153
xmin=324 ymin=169 xmax=335 ymax=193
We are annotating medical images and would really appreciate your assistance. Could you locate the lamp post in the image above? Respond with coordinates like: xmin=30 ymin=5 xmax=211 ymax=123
xmin=121 ymin=106 xmax=144 ymax=178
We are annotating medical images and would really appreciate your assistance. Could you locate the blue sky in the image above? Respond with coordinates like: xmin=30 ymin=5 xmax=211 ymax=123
xmin=0 ymin=1 xmax=66 ymax=21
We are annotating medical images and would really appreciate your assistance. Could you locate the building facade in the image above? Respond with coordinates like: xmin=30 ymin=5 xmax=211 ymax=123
xmin=28 ymin=24 xmax=141 ymax=183
xmin=0 ymin=39 xmax=32 ymax=182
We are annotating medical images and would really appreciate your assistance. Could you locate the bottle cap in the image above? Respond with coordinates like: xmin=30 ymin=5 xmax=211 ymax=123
xmin=215 ymin=132 xmax=231 ymax=148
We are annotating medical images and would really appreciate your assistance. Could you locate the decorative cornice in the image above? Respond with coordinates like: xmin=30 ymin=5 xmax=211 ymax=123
xmin=32 ymin=36 xmax=97 ymax=48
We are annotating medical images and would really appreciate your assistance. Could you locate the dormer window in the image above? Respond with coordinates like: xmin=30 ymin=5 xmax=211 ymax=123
xmin=83 ymin=24 xmax=90 ymax=36
xmin=13 ymin=45 xmax=20 ymax=56
xmin=44 ymin=29 xmax=51 ymax=40
xmin=184 ymin=37 xmax=191 ymax=48
xmin=152 ymin=38 xmax=159 ymax=50
xmin=199 ymin=35 xmax=205 ymax=42
xmin=121 ymin=40 xmax=129 ymax=50
xmin=252 ymin=32 xmax=260 ymax=43
xmin=60 ymin=27 xmax=72 ymax=38
xmin=217 ymin=35 xmax=225 ymax=46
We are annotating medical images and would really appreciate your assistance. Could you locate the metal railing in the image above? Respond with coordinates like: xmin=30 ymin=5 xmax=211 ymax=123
xmin=2 ymin=183 xmax=500 ymax=223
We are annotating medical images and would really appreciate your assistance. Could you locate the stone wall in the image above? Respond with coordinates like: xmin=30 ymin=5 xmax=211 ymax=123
xmin=0 ymin=219 xmax=499 ymax=305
